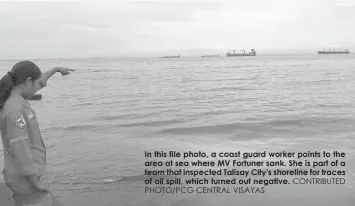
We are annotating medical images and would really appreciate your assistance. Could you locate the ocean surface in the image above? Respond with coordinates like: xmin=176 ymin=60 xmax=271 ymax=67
xmin=0 ymin=54 xmax=355 ymax=206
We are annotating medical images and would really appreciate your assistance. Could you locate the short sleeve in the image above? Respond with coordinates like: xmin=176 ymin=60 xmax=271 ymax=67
xmin=5 ymin=110 xmax=29 ymax=143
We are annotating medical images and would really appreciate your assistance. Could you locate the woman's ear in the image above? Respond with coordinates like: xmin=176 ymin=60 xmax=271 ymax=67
xmin=26 ymin=77 xmax=33 ymax=85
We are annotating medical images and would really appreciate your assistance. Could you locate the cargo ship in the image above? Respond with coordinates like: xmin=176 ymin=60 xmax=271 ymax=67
xmin=201 ymin=53 xmax=219 ymax=57
xmin=226 ymin=49 xmax=256 ymax=57
xmin=318 ymin=49 xmax=350 ymax=54
xmin=158 ymin=54 xmax=180 ymax=58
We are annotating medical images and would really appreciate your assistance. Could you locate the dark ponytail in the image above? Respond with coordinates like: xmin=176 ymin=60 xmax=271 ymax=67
xmin=0 ymin=72 xmax=16 ymax=110
xmin=0 ymin=61 xmax=41 ymax=110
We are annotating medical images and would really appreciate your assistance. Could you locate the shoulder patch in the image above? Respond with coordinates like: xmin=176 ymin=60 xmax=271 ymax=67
xmin=15 ymin=115 xmax=27 ymax=129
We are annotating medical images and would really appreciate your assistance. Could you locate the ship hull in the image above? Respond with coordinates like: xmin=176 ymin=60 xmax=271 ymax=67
xmin=226 ymin=54 xmax=256 ymax=57
xmin=318 ymin=51 xmax=350 ymax=54
xmin=158 ymin=56 xmax=180 ymax=58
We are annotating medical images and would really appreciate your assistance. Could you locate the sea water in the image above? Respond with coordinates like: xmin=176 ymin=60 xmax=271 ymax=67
xmin=0 ymin=54 xmax=354 ymax=206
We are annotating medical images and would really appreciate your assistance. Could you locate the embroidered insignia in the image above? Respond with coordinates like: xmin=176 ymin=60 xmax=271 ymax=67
xmin=15 ymin=115 xmax=26 ymax=129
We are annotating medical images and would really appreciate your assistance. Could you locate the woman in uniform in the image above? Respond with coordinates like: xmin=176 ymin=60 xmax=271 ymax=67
xmin=0 ymin=60 xmax=75 ymax=206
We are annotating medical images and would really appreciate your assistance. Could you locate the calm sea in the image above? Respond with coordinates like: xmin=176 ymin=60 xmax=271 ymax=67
xmin=0 ymin=54 xmax=354 ymax=206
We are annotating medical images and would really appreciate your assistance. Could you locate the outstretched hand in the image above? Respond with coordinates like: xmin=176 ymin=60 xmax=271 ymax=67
xmin=55 ymin=67 xmax=76 ymax=76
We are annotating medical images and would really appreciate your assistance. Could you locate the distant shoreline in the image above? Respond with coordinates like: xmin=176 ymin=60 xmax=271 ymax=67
xmin=0 ymin=52 xmax=354 ymax=61
xmin=0 ymin=51 xmax=353 ymax=61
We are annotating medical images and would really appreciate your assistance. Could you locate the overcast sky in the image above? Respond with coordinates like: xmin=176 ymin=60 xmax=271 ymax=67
xmin=0 ymin=0 xmax=355 ymax=59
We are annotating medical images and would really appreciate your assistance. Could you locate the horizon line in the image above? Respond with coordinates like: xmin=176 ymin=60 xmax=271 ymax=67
xmin=0 ymin=49 xmax=353 ymax=61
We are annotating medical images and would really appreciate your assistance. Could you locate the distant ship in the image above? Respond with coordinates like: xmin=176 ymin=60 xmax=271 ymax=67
xmin=158 ymin=54 xmax=180 ymax=58
xmin=318 ymin=48 xmax=350 ymax=54
xmin=201 ymin=54 xmax=219 ymax=57
xmin=227 ymin=49 xmax=256 ymax=57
